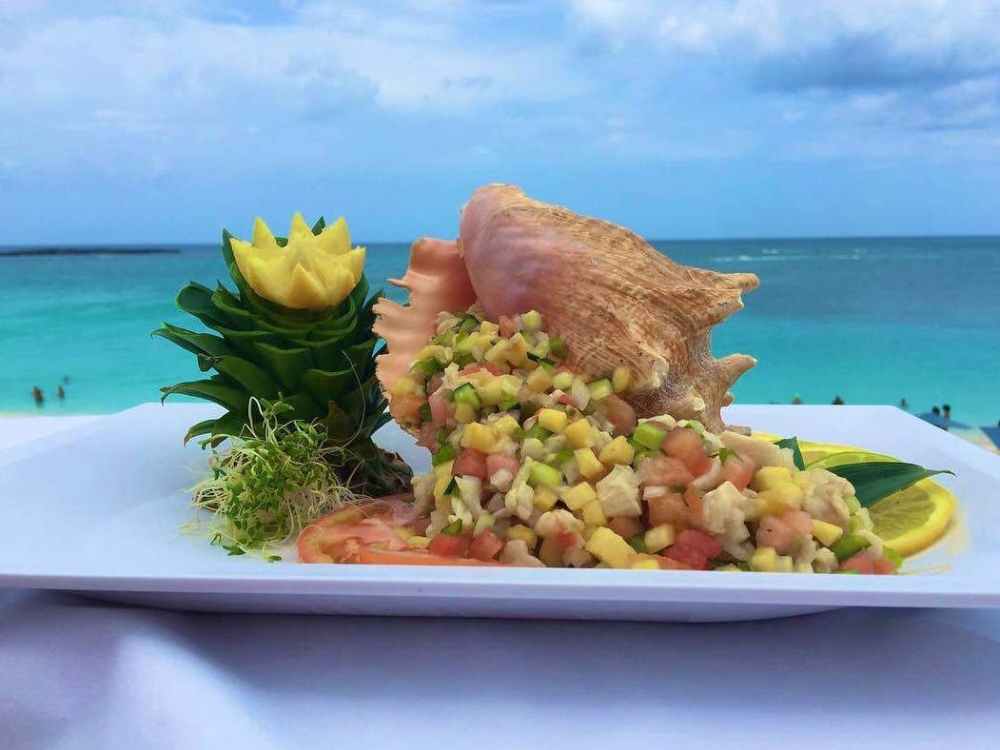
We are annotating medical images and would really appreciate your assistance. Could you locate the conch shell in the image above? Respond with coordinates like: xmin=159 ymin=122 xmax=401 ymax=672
xmin=373 ymin=184 xmax=758 ymax=432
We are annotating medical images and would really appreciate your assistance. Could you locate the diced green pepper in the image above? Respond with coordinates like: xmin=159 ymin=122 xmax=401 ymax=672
xmin=453 ymin=383 xmax=481 ymax=407
xmin=830 ymin=534 xmax=871 ymax=562
xmin=440 ymin=519 xmax=463 ymax=536
xmin=632 ymin=422 xmax=669 ymax=451
xmin=627 ymin=533 xmax=647 ymax=553
xmin=410 ymin=357 xmax=444 ymax=377
xmin=528 ymin=462 xmax=563 ymax=489
xmin=432 ymin=443 xmax=457 ymax=466
xmin=547 ymin=448 xmax=575 ymax=467
xmin=588 ymin=378 xmax=613 ymax=401
xmin=525 ymin=422 xmax=552 ymax=441
xmin=417 ymin=402 xmax=432 ymax=422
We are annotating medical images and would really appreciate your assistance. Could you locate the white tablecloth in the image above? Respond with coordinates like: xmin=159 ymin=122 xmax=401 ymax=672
xmin=2 ymin=417 xmax=999 ymax=749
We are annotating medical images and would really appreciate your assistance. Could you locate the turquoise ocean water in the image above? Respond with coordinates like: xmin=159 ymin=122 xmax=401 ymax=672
xmin=1 ymin=236 xmax=998 ymax=426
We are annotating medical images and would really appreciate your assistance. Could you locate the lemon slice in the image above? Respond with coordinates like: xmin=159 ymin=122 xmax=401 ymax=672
xmin=869 ymin=484 xmax=956 ymax=557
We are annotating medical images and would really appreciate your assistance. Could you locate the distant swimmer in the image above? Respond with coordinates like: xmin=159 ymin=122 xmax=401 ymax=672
xmin=832 ymin=395 xmax=844 ymax=405
xmin=62 ymin=375 xmax=70 ymax=384
xmin=900 ymin=397 xmax=909 ymax=410
xmin=32 ymin=385 xmax=44 ymax=406
xmin=792 ymin=394 xmax=803 ymax=405
xmin=57 ymin=385 xmax=66 ymax=401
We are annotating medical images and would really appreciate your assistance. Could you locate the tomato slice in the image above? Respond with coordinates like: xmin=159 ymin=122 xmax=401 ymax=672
xmin=469 ymin=530 xmax=505 ymax=561
xmin=663 ymin=428 xmax=713 ymax=477
xmin=427 ymin=533 xmax=472 ymax=558
xmin=675 ymin=529 xmax=723 ymax=559
xmin=663 ymin=544 xmax=709 ymax=570
xmin=454 ymin=448 xmax=489 ymax=479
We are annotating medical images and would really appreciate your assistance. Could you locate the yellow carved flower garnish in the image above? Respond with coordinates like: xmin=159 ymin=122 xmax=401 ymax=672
xmin=230 ymin=212 xmax=366 ymax=311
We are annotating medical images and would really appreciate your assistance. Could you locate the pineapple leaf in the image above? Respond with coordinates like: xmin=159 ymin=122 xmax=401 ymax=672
xmin=311 ymin=216 xmax=326 ymax=233
xmin=300 ymin=367 xmax=363 ymax=406
xmin=253 ymin=342 xmax=315 ymax=391
xmin=152 ymin=324 xmax=233 ymax=359
xmin=161 ymin=378 xmax=249 ymax=412
xmin=177 ymin=282 xmax=229 ymax=327
xmin=212 ymin=286 xmax=256 ymax=330
xmin=206 ymin=355 xmax=282 ymax=398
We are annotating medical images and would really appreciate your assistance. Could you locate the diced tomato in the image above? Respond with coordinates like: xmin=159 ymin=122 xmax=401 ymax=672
xmin=683 ymin=487 xmax=704 ymax=518
xmin=392 ymin=393 xmax=426 ymax=423
xmin=429 ymin=391 xmax=452 ymax=426
xmin=646 ymin=492 xmax=689 ymax=526
xmin=428 ymin=533 xmax=472 ymax=558
xmin=720 ymin=454 xmax=755 ymax=492
xmin=454 ymin=448 xmax=489 ymax=478
xmin=469 ymin=529 xmax=504 ymax=561
xmin=416 ymin=423 xmax=439 ymax=449
xmin=756 ymin=514 xmax=798 ymax=554
xmin=663 ymin=428 xmax=713 ymax=477
xmin=779 ymin=509 xmax=813 ymax=535
xmin=459 ymin=362 xmax=504 ymax=377
xmin=555 ymin=530 xmax=579 ymax=550
xmin=595 ymin=395 xmax=637 ymax=436
xmin=486 ymin=453 xmax=519 ymax=480
xmin=499 ymin=315 xmax=517 ymax=338
xmin=638 ymin=455 xmax=694 ymax=486
xmin=557 ymin=393 xmax=578 ymax=407
xmin=840 ymin=551 xmax=875 ymax=574
xmin=633 ymin=553 xmax=693 ymax=571
xmin=676 ymin=529 xmax=723 ymax=559
xmin=609 ymin=517 xmax=644 ymax=538
xmin=873 ymin=557 xmax=897 ymax=575
xmin=664 ymin=544 xmax=710 ymax=570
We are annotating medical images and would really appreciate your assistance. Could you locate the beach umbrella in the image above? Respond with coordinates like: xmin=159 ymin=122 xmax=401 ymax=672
xmin=918 ymin=412 xmax=949 ymax=428
xmin=983 ymin=426 xmax=1000 ymax=451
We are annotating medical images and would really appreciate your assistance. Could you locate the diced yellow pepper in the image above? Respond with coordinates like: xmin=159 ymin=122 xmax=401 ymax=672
xmin=532 ymin=486 xmax=559 ymax=512
xmin=564 ymin=418 xmax=597 ymax=448
xmin=506 ymin=333 xmax=530 ymax=366
xmin=454 ymin=403 xmax=477 ymax=424
xmin=755 ymin=481 xmax=804 ymax=511
xmin=538 ymin=536 xmax=565 ymax=567
xmin=750 ymin=546 xmax=779 ymax=572
xmin=408 ymin=536 xmax=431 ymax=549
xmin=484 ymin=342 xmax=509 ymax=366
xmin=493 ymin=415 xmax=520 ymax=436
xmin=612 ymin=367 xmax=631 ymax=393
xmin=461 ymin=422 xmax=498 ymax=452
xmin=715 ymin=564 xmax=742 ymax=572
xmin=432 ymin=460 xmax=454 ymax=480
xmin=630 ymin=559 xmax=660 ymax=570
xmin=581 ymin=526 xmax=598 ymax=541
xmin=560 ymin=482 xmax=598 ymax=511
xmin=752 ymin=466 xmax=793 ymax=492
xmin=585 ymin=527 xmax=634 ymax=569
xmin=480 ymin=321 xmax=499 ymax=337
xmin=812 ymin=519 xmax=844 ymax=547
xmin=643 ymin=523 xmax=676 ymax=553
xmin=507 ymin=525 xmax=537 ymax=550
xmin=537 ymin=408 xmax=569 ymax=433
xmin=476 ymin=378 xmax=503 ymax=406
xmin=581 ymin=499 xmax=608 ymax=528
xmin=575 ymin=448 xmax=605 ymax=480
xmin=598 ymin=435 xmax=634 ymax=466
xmin=433 ymin=476 xmax=452 ymax=501
xmin=526 ymin=367 xmax=553 ymax=393
xmin=390 ymin=376 xmax=420 ymax=396
xmin=415 ymin=344 xmax=449 ymax=363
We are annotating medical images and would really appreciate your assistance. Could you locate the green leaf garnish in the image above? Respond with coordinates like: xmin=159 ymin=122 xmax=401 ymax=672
xmin=773 ymin=437 xmax=805 ymax=470
xmin=827 ymin=461 xmax=955 ymax=508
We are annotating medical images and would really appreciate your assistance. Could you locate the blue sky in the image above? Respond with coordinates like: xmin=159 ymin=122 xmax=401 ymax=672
xmin=2 ymin=0 xmax=999 ymax=244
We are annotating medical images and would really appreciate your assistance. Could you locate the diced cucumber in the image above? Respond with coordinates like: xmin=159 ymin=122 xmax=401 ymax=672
xmin=588 ymin=378 xmax=613 ymax=401
xmin=552 ymin=371 xmax=574 ymax=390
xmin=440 ymin=519 xmax=463 ymax=535
xmin=525 ymin=422 xmax=552 ymax=441
xmin=549 ymin=337 xmax=566 ymax=358
xmin=432 ymin=443 xmax=457 ymax=466
xmin=417 ymin=402 xmax=432 ymax=422
xmin=453 ymin=383 xmax=481 ymax=407
xmin=632 ymin=422 xmax=668 ymax=451
xmin=528 ymin=462 xmax=563 ymax=489
xmin=537 ymin=357 xmax=556 ymax=372
xmin=829 ymin=534 xmax=871 ymax=562
xmin=520 ymin=401 xmax=539 ymax=419
xmin=458 ymin=314 xmax=480 ymax=333
xmin=521 ymin=310 xmax=543 ymax=331
xmin=410 ymin=357 xmax=444 ymax=377
xmin=436 ymin=428 xmax=450 ymax=446
xmin=498 ymin=397 xmax=519 ymax=411
xmin=452 ymin=352 xmax=475 ymax=368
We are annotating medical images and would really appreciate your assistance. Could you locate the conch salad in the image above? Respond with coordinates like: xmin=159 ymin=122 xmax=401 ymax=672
xmin=300 ymin=309 xmax=900 ymax=574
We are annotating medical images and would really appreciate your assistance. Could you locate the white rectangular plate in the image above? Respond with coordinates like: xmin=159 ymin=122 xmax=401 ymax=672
xmin=2 ymin=403 xmax=999 ymax=622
